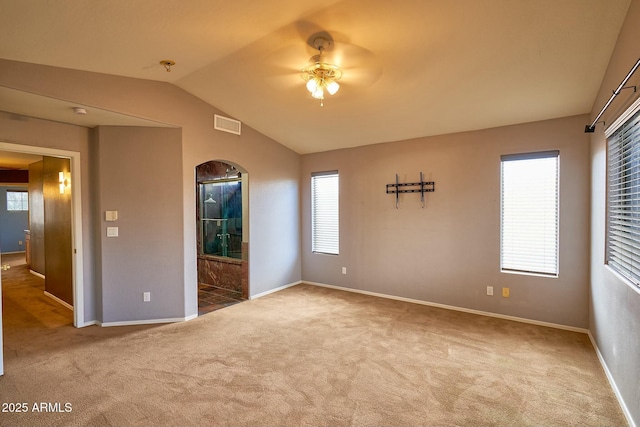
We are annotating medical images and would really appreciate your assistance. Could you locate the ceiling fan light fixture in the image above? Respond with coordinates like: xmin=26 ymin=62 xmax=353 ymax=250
xmin=301 ymin=37 xmax=343 ymax=106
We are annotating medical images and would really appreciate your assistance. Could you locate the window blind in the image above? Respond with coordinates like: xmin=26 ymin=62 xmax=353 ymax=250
xmin=607 ymin=108 xmax=640 ymax=288
xmin=311 ymin=171 xmax=339 ymax=255
xmin=500 ymin=151 xmax=559 ymax=276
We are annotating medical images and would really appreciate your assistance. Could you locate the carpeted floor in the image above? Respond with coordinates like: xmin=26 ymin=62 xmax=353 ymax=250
xmin=0 ymin=254 xmax=627 ymax=426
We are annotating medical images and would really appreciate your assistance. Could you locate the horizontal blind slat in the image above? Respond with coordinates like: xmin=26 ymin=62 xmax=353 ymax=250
xmin=607 ymin=108 xmax=640 ymax=288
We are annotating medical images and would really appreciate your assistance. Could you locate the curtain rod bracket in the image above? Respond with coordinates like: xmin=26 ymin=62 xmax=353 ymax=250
xmin=586 ymin=58 xmax=640 ymax=133
xmin=614 ymin=85 xmax=636 ymax=96
xmin=585 ymin=120 xmax=605 ymax=133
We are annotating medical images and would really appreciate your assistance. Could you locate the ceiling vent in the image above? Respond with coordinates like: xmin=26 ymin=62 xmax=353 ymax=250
xmin=214 ymin=114 xmax=242 ymax=135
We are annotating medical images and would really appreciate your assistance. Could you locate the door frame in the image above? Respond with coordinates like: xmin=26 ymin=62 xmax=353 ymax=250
xmin=0 ymin=142 xmax=85 ymax=375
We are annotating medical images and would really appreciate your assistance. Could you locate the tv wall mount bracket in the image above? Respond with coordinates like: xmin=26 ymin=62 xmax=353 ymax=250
xmin=386 ymin=173 xmax=435 ymax=209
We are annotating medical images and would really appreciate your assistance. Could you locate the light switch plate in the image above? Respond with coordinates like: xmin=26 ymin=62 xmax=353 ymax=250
xmin=105 ymin=210 xmax=118 ymax=221
xmin=106 ymin=227 xmax=119 ymax=237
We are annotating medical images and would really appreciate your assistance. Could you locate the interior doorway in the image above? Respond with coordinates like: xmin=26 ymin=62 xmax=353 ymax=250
xmin=0 ymin=142 xmax=85 ymax=376
xmin=195 ymin=160 xmax=249 ymax=315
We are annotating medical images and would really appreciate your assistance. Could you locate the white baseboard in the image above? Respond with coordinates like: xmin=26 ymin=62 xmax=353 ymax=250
xmin=588 ymin=331 xmax=636 ymax=427
xmin=99 ymin=315 xmax=196 ymax=327
xmin=44 ymin=291 xmax=73 ymax=311
xmin=98 ymin=281 xmax=301 ymax=326
xmin=250 ymin=280 xmax=302 ymax=300
xmin=30 ymin=270 xmax=45 ymax=279
xmin=78 ymin=320 xmax=98 ymax=327
xmin=304 ymin=281 xmax=588 ymax=334
xmin=80 ymin=315 xmax=197 ymax=328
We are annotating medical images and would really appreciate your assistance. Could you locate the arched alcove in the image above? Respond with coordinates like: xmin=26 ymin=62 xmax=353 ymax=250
xmin=195 ymin=160 xmax=249 ymax=315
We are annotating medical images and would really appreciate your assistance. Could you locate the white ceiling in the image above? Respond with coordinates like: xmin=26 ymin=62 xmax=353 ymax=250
xmin=0 ymin=0 xmax=632 ymax=154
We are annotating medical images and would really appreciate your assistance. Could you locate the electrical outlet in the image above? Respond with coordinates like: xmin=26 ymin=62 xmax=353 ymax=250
xmin=486 ymin=286 xmax=493 ymax=296
xmin=18 ymin=240 xmax=23 ymax=246
xmin=341 ymin=267 xmax=347 ymax=275
xmin=502 ymin=287 xmax=510 ymax=298
xmin=143 ymin=292 xmax=151 ymax=302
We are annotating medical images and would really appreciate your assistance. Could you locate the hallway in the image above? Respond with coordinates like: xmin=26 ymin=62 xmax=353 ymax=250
xmin=1 ymin=252 xmax=73 ymax=335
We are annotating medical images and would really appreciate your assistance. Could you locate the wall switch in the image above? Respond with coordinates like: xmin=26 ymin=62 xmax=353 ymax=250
xmin=105 ymin=210 xmax=118 ymax=222
xmin=18 ymin=240 xmax=23 ymax=246
xmin=106 ymin=227 xmax=119 ymax=237
xmin=502 ymin=287 xmax=510 ymax=298
xmin=486 ymin=286 xmax=493 ymax=296
xmin=143 ymin=292 xmax=151 ymax=302
xmin=341 ymin=267 xmax=347 ymax=275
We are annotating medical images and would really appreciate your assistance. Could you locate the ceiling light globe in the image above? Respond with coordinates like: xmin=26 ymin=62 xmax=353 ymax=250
xmin=312 ymin=87 xmax=324 ymax=99
xmin=306 ymin=78 xmax=318 ymax=93
xmin=326 ymin=80 xmax=340 ymax=95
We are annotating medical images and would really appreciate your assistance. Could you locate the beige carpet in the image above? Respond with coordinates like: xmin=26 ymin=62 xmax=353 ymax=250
xmin=0 ymin=256 xmax=627 ymax=426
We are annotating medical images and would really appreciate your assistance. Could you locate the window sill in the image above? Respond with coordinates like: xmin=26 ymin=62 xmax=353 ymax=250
xmin=500 ymin=269 xmax=558 ymax=279
xmin=603 ymin=264 xmax=640 ymax=296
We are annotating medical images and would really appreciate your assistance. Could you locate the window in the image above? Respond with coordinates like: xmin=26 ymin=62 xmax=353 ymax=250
xmin=606 ymin=105 xmax=640 ymax=288
xmin=311 ymin=171 xmax=339 ymax=255
xmin=500 ymin=151 xmax=559 ymax=276
xmin=6 ymin=190 xmax=28 ymax=211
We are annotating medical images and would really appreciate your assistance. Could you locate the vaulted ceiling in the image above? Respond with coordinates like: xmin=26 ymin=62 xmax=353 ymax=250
xmin=0 ymin=0 xmax=632 ymax=155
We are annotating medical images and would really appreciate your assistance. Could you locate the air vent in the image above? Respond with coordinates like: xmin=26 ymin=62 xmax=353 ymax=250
xmin=214 ymin=114 xmax=241 ymax=135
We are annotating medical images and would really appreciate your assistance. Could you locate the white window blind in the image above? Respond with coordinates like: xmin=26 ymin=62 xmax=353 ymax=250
xmin=606 ymin=107 xmax=640 ymax=288
xmin=311 ymin=171 xmax=339 ymax=255
xmin=500 ymin=151 xmax=559 ymax=276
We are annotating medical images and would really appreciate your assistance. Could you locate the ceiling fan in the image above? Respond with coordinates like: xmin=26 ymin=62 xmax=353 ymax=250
xmin=264 ymin=27 xmax=382 ymax=106
xmin=300 ymin=36 xmax=343 ymax=106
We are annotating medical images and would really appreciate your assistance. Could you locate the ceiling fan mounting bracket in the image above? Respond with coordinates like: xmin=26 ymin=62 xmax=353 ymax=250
xmin=312 ymin=36 xmax=333 ymax=52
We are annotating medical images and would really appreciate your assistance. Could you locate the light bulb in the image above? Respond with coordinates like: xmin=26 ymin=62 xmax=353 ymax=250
xmin=312 ymin=86 xmax=324 ymax=99
xmin=306 ymin=78 xmax=318 ymax=93
xmin=326 ymin=80 xmax=340 ymax=95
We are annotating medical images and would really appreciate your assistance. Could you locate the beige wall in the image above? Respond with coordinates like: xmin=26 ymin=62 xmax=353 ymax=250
xmin=0 ymin=111 xmax=95 ymax=321
xmin=302 ymin=114 xmax=591 ymax=328
xmin=0 ymin=59 xmax=302 ymax=321
xmin=94 ymin=126 xmax=184 ymax=323
xmin=589 ymin=0 xmax=640 ymax=424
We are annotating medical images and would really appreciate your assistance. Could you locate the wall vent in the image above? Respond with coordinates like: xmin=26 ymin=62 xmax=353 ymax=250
xmin=214 ymin=114 xmax=242 ymax=135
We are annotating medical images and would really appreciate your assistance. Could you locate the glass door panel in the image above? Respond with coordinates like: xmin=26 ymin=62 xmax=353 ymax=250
xmin=199 ymin=179 xmax=242 ymax=259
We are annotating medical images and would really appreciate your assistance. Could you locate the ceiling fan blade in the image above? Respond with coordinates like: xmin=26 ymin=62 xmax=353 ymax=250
xmin=339 ymin=66 xmax=383 ymax=87
xmin=262 ymin=26 xmax=383 ymax=90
